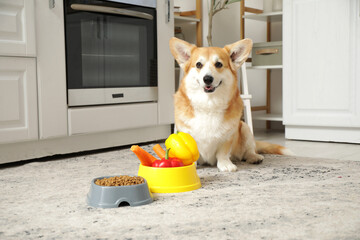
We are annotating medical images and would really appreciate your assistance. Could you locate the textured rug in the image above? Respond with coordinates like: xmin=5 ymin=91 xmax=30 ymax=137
xmin=0 ymin=142 xmax=359 ymax=240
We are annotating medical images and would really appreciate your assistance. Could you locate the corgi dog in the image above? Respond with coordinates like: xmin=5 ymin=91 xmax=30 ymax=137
xmin=169 ymin=37 xmax=293 ymax=172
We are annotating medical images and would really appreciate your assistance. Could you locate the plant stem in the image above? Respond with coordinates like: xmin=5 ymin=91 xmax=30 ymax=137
xmin=207 ymin=0 xmax=214 ymax=46
xmin=207 ymin=0 xmax=241 ymax=46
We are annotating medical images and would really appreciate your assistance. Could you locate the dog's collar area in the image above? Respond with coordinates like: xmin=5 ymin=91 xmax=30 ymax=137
xmin=204 ymin=81 xmax=222 ymax=93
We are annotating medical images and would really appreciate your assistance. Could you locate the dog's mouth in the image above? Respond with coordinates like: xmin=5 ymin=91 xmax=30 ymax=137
xmin=204 ymin=81 xmax=222 ymax=93
xmin=204 ymin=85 xmax=215 ymax=93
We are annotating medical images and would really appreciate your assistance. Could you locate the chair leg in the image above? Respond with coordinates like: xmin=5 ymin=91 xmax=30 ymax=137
xmin=240 ymin=64 xmax=253 ymax=134
xmin=243 ymin=100 xmax=253 ymax=134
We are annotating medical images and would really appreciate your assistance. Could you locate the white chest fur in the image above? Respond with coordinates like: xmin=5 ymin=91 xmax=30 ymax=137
xmin=181 ymin=107 xmax=238 ymax=164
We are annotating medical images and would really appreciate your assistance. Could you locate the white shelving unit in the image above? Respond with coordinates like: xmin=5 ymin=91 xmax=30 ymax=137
xmin=241 ymin=4 xmax=283 ymax=125
xmin=173 ymin=0 xmax=202 ymax=47
xmin=174 ymin=16 xmax=200 ymax=90
xmin=173 ymin=1 xmax=202 ymax=92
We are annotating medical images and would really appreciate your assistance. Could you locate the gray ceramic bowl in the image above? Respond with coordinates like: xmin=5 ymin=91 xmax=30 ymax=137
xmin=87 ymin=176 xmax=153 ymax=208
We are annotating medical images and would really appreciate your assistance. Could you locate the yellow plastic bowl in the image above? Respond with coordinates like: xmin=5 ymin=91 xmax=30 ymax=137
xmin=137 ymin=163 xmax=201 ymax=193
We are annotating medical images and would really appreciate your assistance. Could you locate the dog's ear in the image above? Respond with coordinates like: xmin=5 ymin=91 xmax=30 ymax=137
xmin=169 ymin=37 xmax=196 ymax=69
xmin=224 ymin=39 xmax=253 ymax=69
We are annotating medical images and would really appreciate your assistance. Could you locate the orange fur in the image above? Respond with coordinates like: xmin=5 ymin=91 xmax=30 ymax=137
xmin=224 ymin=88 xmax=243 ymax=122
xmin=256 ymin=141 xmax=287 ymax=155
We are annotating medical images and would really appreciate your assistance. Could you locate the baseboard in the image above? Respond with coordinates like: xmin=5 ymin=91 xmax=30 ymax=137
xmin=0 ymin=125 xmax=171 ymax=164
xmin=285 ymin=126 xmax=360 ymax=144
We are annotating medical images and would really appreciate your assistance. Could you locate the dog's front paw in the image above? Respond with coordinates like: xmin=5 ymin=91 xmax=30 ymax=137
xmin=217 ymin=159 xmax=237 ymax=172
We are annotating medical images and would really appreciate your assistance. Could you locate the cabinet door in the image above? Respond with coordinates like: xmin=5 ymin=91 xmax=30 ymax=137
xmin=35 ymin=0 xmax=68 ymax=139
xmin=0 ymin=0 xmax=36 ymax=56
xmin=156 ymin=0 xmax=175 ymax=124
xmin=283 ymin=0 xmax=360 ymax=137
xmin=0 ymin=57 xmax=38 ymax=143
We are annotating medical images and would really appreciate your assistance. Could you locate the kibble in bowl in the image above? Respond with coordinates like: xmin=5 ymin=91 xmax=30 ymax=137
xmin=87 ymin=175 xmax=152 ymax=208
xmin=95 ymin=175 xmax=145 ymax=186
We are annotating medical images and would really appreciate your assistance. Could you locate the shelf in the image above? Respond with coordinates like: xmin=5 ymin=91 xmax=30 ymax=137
xmin=243 ymin=11 xmax=282 ymax=22
xmin=247 ymin=65 xmax=283 ymax=69
xmin=245 ymin=62 xmax=282 ymax=69
xmin=252 ymin=113 xmax=283 ymax=122
xmin=174 ymin=16 xmax=200 ymax=23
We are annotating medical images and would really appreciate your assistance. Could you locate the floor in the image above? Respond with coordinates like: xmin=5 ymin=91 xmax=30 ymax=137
xmin=1 ymin=141 xmax=359 ymax=239
xmin=254 ymin=129 xmax=360 ymax=161
xmin=1 ymin=129 xmax=359 ymax=239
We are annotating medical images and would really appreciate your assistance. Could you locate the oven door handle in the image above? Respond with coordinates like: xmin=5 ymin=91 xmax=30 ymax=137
xmin=70 ymin=4 xmax=154 ymax=20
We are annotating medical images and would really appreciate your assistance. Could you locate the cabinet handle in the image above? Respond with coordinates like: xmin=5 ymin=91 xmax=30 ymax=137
xmin=256 ymin=48 xmax=279 ymax=55
xmin=166 ymin=0 xmax=171 ymax=23
xmin=112 ymin=93 xmax=124 ymax=98
xmin=71 ymin=4 xmax=153 ymax=20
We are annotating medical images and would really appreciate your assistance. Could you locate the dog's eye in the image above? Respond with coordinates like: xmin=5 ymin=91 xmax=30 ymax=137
xmin=215 ymin=62 xmax=223 ymax=68
xmin=196 ymin=62 xmax=203 ymax=69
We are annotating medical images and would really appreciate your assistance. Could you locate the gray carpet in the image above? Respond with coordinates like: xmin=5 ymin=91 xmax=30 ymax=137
xmin=1 ymin=142 xmax=359 ymax=240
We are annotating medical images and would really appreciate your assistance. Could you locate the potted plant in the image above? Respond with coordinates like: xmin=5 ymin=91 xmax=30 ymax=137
xmin=207 ymin=0 xmax=242 ymax=46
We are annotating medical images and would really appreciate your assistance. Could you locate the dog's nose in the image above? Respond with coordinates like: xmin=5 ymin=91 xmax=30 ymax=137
xmin=203 ymin=75 xmax=214 ymax=85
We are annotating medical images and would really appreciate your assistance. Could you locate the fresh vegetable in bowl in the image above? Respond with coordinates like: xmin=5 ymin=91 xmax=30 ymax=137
xmin=131 ymin=132 xmax=199 ymax=167
xmin=153 ymin=144 xmax=166 ymax=159
xmin=165 ymin=132 xmax=199 ymax=166
xmin=151 ymin=148 xmax=184 ymax=168
xmin=131 ymin=144 xmax=184 ymax=168
xmin=130 ymin=145 xmax=157 ymax=166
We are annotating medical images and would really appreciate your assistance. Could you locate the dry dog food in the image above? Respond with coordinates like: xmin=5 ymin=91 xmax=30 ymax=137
xmin=95 ymin=176 xmax=145 ymax=186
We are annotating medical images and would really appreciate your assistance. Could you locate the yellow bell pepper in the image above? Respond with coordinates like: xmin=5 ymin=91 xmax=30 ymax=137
xmin=165 ymin=132 xmax=200 ymax=166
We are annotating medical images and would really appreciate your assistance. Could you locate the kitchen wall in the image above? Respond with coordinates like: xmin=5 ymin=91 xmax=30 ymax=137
xmin=174 ymin=0 xmax=283 ymax=130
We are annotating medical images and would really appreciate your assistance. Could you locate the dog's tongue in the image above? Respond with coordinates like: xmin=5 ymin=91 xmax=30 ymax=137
xmin=204 ymin=85 xmax=215 ymax=93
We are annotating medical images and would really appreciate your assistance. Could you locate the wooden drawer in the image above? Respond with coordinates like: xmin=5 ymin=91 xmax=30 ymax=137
xmin=252 ymin=41 xmax=282 ymax=66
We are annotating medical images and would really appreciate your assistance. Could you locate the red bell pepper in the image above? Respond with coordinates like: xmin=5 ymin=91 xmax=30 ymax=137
xmin=169 ymin=159 xmax=184 ymax=167
xmin=151 ymin=148 xmax=184 ymax=168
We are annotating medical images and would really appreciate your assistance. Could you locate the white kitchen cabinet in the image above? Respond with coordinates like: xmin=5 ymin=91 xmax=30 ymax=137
xmin=0 ymin=57 xmax=38 ymax=143
xmin=283 ymin=0 xmax=360 ymax=143
xmin=157 ymin=0 xmax=175 ymax=124
xmin=35 ymin=0 xmax=68 ymax=139
xmin=0 ymin=0 xmax=174 ymax=163
xmin=0 ymin=0 xmax=36 ymax=57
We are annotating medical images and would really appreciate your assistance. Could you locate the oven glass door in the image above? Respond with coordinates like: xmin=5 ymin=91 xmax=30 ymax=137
xmin=64 ymin=1 xmax=157 ymax=106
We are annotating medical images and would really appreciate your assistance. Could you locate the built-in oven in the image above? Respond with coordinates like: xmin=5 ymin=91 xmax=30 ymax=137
xmin=64 ymin=0 xmax=157 ymax=107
